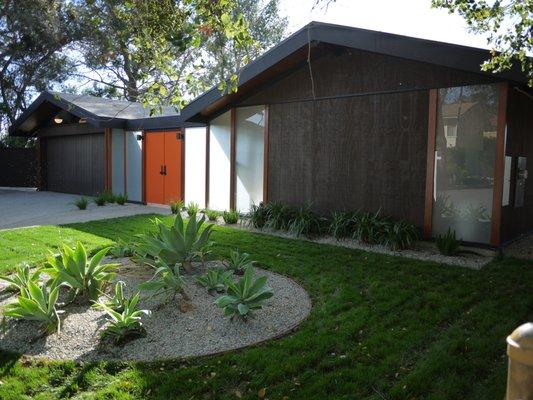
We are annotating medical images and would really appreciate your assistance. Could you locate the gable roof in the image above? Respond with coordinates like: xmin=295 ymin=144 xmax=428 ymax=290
xmin=181 ymin=21 xmax=529 ymax=123
xmin=9 ymin=91 xmax=184 ymax=136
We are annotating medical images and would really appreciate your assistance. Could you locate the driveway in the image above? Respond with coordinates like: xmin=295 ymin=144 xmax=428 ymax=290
xmin=0 ymin=189 xmax=169 ymax=230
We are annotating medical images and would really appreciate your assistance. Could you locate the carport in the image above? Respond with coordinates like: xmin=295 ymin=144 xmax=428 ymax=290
xmin=8 ymin=91 xmax=181 ymax=199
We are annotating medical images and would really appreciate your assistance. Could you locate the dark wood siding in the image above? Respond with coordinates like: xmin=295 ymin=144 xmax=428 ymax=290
xmin=44 ymin=133 xmax=105 ymax=195
xmin=234 ymin=45 xmax=502 ymax=228
xmin=500 ymin=88 xmax=533 ymax=242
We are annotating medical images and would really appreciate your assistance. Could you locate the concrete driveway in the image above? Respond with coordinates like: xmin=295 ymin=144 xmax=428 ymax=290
xmin=0 ymin=188 xmax=168 ymax=230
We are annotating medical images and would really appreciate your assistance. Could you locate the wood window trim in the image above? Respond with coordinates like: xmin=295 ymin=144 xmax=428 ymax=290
xmin=263 ymin=105 xmax=269 ymax=204
xmin=205 ymin=124 xmax=210 ymax=209
xmin=490 ymin=82 xmax=509 ymax=246
xmin=423 ymin=89 xmax=438 ymax=238
xmin=180 ymin=129 xmax=185 ymax=202
xmin=229 ymin=108 xmax=237 ymax=210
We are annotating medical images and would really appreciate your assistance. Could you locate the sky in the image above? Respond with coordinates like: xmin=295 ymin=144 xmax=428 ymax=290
xmin=278 ymin=0 xmax=491 ymax=49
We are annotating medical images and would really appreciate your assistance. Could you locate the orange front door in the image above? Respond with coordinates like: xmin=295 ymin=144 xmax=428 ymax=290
xmin=163 ymin=131 xmax=182 ymax=204
xmin=145 ymin=131 xmax=182 ymax=205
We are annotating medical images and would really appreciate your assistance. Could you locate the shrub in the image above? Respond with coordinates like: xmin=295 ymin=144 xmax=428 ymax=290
xmin=215 ymin=266 xmax=273 ymax=320
xmin=436 ymin=228 xmax=461 ymax=256
xmin=95 ymin=281 xmax=128 ymax=313
xmin=102 ymin=190 xmax=115 ymax=203
xmin=382 ymin=220 xmax=419 ymax=250
xmin=0 ymin=263 xmax=40 ymax=294
xmin=223 ymin=249 xmax=254 ymax=275
xmin=110 ymin=239 xmax=135 ymax=258
xmin=222 ymin=209 xmax=239 ymax=224
xmin=42 ymin=243 xmax=118 ymax=302
xmin=74 ymin=197 xmax=88 ymax=210
xmin=352 ymin=210 xmax=388 ymax=245
xmin=99 ymin=292 xmax=150 ymax=344
xmin=115 ymin=193 xmax=127 ymax=205
xmin=329 ymin=211 xmax=357 ymax=239
xmin=287 ymin=203 xmax=322 ymax=237
xmin=3 ymin=281 xmax=62 ymax=333
xmin=264 ymin=202 xmax=294 ymax=231
xmin=186 ymin=202 xmax=199 ymax=217
xmin=134 ymin=212 xmax=213 ymax=273
xmin=170 ymin=200 xmax=184 ymax=215
xmin=138 ymin=260 xmax=188 ymax=300
xmin=196 ymin=269 xmax=233 ymax=293
xmin=247 ymin=202 xmax=269 ymax=229
xmin=205 ymin=209 xmax=220 ymax=222
xmin=94 ymin=193 xmax=106 ymax=206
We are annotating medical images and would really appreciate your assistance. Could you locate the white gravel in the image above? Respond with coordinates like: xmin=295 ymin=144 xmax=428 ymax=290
xmin=0 ymin=259 xmax=311 ymax=362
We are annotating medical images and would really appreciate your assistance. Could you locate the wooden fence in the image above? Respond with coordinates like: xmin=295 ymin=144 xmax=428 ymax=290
xmin=0 ymin=148 xmax=38 ymax=187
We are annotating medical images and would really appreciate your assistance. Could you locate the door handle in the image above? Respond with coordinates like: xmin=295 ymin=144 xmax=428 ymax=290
xmin=160 ymin=165 xmax=164 ymax=175
xmin=163 ymin=165 xmax=167 ymax=175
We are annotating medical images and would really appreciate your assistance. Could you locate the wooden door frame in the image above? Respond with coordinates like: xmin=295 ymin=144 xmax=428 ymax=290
xmin=423 ymin=89 xmax=438 ymax=238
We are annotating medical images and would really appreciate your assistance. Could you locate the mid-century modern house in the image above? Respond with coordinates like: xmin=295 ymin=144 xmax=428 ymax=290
xmin=9 ymin=22 xmax=533 ymax=247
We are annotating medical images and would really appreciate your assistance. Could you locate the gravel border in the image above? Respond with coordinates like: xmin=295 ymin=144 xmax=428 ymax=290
xmin=0 ymin=260 xmax=311 ymax=362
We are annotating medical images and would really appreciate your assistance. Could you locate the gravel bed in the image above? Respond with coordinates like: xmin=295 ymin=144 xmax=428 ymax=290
xmin=208 ymin=217 xmax=494 ymax=270
xmin=0 ymin=259 xmax=311 ymax=362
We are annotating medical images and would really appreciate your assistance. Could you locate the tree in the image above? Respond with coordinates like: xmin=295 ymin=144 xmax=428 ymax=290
xmin=196 ymin=0 xmax=287 ymax=95
xmin=0 ymin=0 xmax=81 ymax=146
xmin=75 ymin=0 xmax=256 ymax=112
xmin=432 ymin=0 xmax=532 ymax=86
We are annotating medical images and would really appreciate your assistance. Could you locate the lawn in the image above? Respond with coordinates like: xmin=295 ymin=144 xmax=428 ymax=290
xmin=0 ymin=214 xmax=531 ymax=399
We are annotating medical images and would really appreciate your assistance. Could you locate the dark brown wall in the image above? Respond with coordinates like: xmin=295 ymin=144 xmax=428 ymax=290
xmin=0 ymin=148 xmax=38 ymax=187
xmin=501 ymin=88 xmax=533 ymax=242
xmin=44 ymin=133 xmax=105 ymax=196
xmin=236 ymin=45 xmax=501 ymax=227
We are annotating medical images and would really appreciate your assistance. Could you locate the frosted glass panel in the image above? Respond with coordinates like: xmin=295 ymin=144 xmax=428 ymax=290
xmin=185 ymin=127 xmax=206 ymax=208
xmin=126 ymin=131 xmax=142 ymax=202
xmin=209 ymin=111 xmax=231 ymax=211
xmin=235 ymin=106 xmax=264 ymax=212
xmin=112 ymin=129 xmax=125 ymax=195
xmin=432 ymin=84 xmax=499 ymax=243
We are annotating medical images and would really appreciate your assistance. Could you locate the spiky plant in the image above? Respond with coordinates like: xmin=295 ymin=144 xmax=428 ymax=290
xmin=204 ymin=209 xmax=220 ymax=222
xmin=222 ymin=209 xmax=239 ymax=224
xmin=247 ymin=202 xmax=269 ymax=229
xmin=287 ymin=203 xmax=322 ymax=237
xmin=134 ymin=212 xmax=213 ymax=273
xmin=41 ymin=242 xmax=118 ymax=302
xmin=74 ymin=197 xmax=88 ymax=210
xmin=215 ymin=267 xmax=273 ymax=320
xmin=196 ymin=268 xmax=233 ymax=293
xmin=138 ymin=260 xmax=188 ymax=301
xmin=94 ymin=281 xmax=128 ymax=313
xmin=223 ymin=249 xmax=255 ymax=275
xmin=436 ymin=228 xmax=462 ymax=256
xmin=170 ymin=200 xmax=185 ymax=215
xmin=186 ymin=202 xmax=200 ymax=217
xmin=0 ymin=263 xmax=40 ymax=294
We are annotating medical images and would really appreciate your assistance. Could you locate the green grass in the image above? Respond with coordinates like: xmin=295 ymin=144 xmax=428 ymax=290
xmin=0 ymin=214 xmax=531 ymax=399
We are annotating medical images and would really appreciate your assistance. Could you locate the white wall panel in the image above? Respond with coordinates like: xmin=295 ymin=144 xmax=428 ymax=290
xmin=111 ymin=129 xmax=125 ymax=195
xmin=209 ymin=112 xmax=231 ymax=211
xmin=126 ymin=131 xmax=143 ymax=202
xmin=184 ymin=127 xmax=206 ymax=208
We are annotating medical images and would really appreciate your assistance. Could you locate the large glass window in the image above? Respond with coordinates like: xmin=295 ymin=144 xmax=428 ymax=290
xmin=209 ymin=111 xmax=231 ymax=211
xmin=431 ymin=84 xmax=499 ymax=243
xmin=235 ymin=106 xmax=265 ymax=212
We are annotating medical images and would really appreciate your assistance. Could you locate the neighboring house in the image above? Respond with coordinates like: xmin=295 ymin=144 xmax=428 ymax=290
xmin=9 ymin=22 xmax=533 ymax=247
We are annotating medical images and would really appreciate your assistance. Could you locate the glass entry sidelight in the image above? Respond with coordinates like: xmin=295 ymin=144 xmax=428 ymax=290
xmin=431 ymin=84 xmax=500 ymax=243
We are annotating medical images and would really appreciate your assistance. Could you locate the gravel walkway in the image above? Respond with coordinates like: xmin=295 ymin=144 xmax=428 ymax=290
xmin=0 ymin=260 xmax=311 ymax=362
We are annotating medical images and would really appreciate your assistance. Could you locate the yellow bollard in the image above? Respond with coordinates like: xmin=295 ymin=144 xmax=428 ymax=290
xmin=506 ymin=323 xmax=533 ymax=400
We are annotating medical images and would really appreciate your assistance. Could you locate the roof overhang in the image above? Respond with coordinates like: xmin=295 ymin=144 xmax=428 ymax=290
xmin=181 ymin=21 xmax=529 ymax=123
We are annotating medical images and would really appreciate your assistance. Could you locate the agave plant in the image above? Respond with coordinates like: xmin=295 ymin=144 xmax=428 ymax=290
xmin=99 ymin=292 xmax=151 ymax=344
xmin=197 ymin=269 xmax=233 ymax=293
xmin=215 ymin=267 xmax=273 ymax=320
xmin=3 ymin=281 xmax=62 ymax=333
xmin=138 ymin=260 xmax=188 ymax=300
xmin=223 ymin=250 xmax=255 ymax=275
xmin=186 ymin=202 xmax=200 ymax=217
xmin=135 ymin=212 xmax=213 ymax=273
xmin=109 ymin=239 xmax=135 ymax=258
xmin=94 ymin=281 xmax=128 ymax=313
xmin=0 ymin=263 xmax=40 ymax=293
xmin=41 ymin=242 xmax=118 ymax=302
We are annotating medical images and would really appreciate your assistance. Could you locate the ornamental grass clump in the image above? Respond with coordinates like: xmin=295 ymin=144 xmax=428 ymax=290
xmin=436 ymin=228 xmax=461 ymax=256
xmin=222 ymin=209 xmax=239 ymax=224
xmin=134 ymin=212 xmax=213 ymax=273
xmin=42 ymin=242 xmax=118 ymax=302
xmin=247 ymin=202 xmax=269 ymax=229
xmin=382 ymin=220 xmax=419 ymax=251
xmin=329 ymin=210 xmax=358 ymax=239
xmin=186 ymin=202 xmax=199 ymax=217
xmin=215 ymin=266 xmax=273 ymax=320
xmin=264 ymin=202 xmax=294 ymax=231
xmin=94 ymin=193 xmax=106 ymax=206
xmin=287 ymin=203 xmax=322 ymax=237
xmin=205 ymin=209 xmax=220 ymax=222
xmin=3 ymin=281 xmax=62 ymax=334
xmin=74 ymin=197 xmax=88 ymax=210
xmin=115 ymin=193 xmax=127 ymax=205
xmin=170 ymin=200 xmax=184 ymax=215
